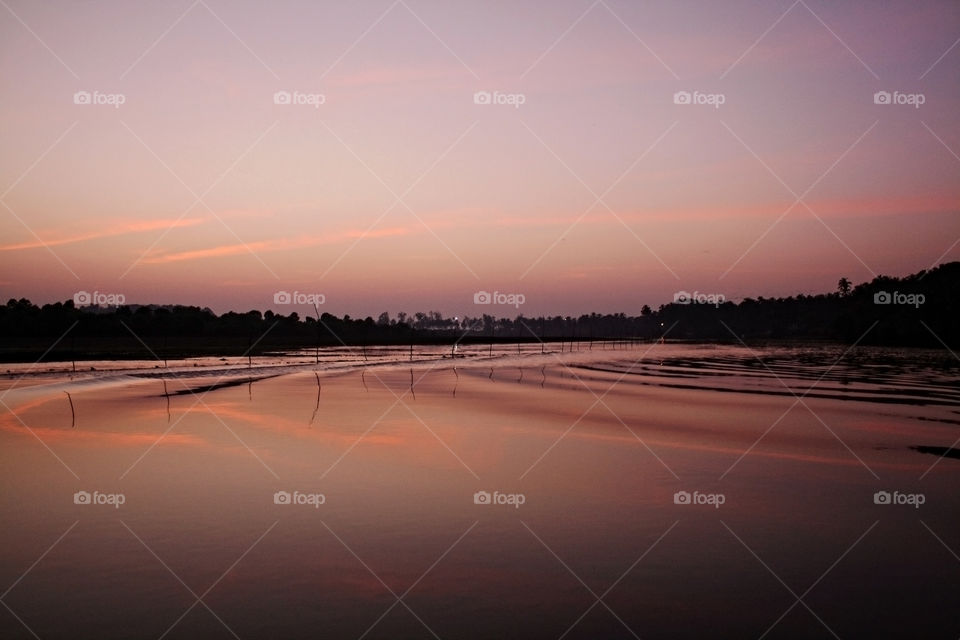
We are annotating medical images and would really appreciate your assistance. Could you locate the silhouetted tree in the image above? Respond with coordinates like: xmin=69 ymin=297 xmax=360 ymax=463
xmin=838 ymin=277 xmax=851 ymax=297
xmin=0 ymin=263 xmax=956 ymax=363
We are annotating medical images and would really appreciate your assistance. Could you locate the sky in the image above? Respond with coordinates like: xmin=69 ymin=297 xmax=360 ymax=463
xmin=1 ymin=0 xmax=958 ymax=318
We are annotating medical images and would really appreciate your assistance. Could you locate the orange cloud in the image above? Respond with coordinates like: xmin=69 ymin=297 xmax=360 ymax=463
xmin=0 ymin=217 xmax=205 ymax=251
xmin=142 ymin=226 xmax=413 ymax=264
xmin=328 ymin=65 xmax=464 ymax=88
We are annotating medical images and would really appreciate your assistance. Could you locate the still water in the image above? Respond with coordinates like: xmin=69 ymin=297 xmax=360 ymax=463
xmin=1 ymin=343 xmax=958 ymax=638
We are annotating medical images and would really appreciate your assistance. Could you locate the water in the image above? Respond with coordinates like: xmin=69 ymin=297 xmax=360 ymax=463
xmin=1 ymin=343 xmax=958 ymax=638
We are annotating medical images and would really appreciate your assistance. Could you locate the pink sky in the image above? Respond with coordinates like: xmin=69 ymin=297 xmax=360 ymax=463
xmin=1 ymin=0 xmax=958 ymax=317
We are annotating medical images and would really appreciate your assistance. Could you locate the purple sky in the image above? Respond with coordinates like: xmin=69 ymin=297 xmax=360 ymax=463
xmin=1 ymin=0 xmax=958 ymax=318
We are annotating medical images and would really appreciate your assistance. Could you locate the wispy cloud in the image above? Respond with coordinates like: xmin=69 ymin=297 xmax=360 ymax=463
xmin=143 ymin=226 xmax=412 ymax=264
xmin=328 ymin=64 xmax=465 ymax=88
xmin=138 ymin=193 xmax=959 ymax=266
xmin=0 ymin=217 xmax=205 ymax=251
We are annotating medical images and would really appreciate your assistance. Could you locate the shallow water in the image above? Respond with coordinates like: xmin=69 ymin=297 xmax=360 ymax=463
xmin=1 ymin=343 xmax=958 ymax=638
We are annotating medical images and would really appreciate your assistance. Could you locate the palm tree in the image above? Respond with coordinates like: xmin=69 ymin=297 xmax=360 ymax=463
xmin=837 ymin=277 xmax=851 ymax=297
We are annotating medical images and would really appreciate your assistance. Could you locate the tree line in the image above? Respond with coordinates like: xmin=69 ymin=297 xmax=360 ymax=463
xmin=0 ymin=262 xmax=956 ymax=361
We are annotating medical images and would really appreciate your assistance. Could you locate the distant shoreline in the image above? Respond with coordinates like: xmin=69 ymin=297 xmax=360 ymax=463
xmin=0 ymin=336 xmax=949 ymax=367
xmin=0 ymin=335 xmax=658 ymax=364
xmin=3 ymin=262 xmax=957 ymax=360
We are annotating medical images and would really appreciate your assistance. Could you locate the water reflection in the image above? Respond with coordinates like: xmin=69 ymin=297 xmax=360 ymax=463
xmin=1 ymin=344 xmax=958 ymax=638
